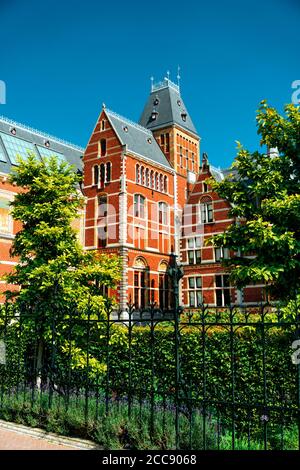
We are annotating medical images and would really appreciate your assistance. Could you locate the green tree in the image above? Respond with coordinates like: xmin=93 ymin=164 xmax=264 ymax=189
xmin=208 ymin=102 xmax=300 ymax=300
xmin=2 ymin=154 xmax=121 ymax=383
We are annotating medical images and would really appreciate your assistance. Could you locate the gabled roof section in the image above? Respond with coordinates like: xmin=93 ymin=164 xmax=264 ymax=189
xmin=105 ymin=108 xmax=172 ymax=170
xmin=0 ymin=115 xmax=84 ymax=175
xmin=139 ymin=78 xmax=198 ymax=137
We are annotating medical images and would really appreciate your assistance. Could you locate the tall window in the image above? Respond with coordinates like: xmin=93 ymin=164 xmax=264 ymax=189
xmin=136 ymin=164 xmax=140 ymax=183
xmin=164 ymin=176 xmax=168 ymax=193
xmin=200 ymin=198 xmax=213 ymax=223
xmin=98 ymin=194 xmax=108 ymax=217
xmin=179 ymin=146 xmax=183 ymax=167
xmin=101 ymin=120 xmax=105 ymax=131
xmin=187 ymin=237 xmax=201 ymax=264
xmin=191 ymin=153 xmax=195 ymax=172
xmin=106 ymin=162 xmax=111 ymax=183
xmin=100 ymin=139 xmax=106 ymax=157
xmin=134 ymin=270 xmax=148 ymax=308
xmin=145 ymin=168 xmax=150 ymax=187
xmin=93 ymin=165 xmax=99 ymax=186
xmin=0 ymin=197 xmax=12 ymax=235
xmin=160 ymin=133 xmax=170 ymax=153
xmin=150 ymin=170 xmax=154 ymax=189
xmin=188 ymin=277 xmax=202 ymax=307
xmin=215 ymin=275 xmax=230 ymax=307
xmin=134 ymin=194 xmax=145 ymax=218
xmin=100 ymin=163 xmax=105 ymax=188
xmin=159 ymin=174 xmax=164 ymax=192
xmin=97 ymin=194 xmax=108 ymax=248
xmin=155 ymin=172 xmax=159 ymax=191
xmin=159 ymin=273 xmax=170 ymax=310
xmin=158 ymin=202 xmax=168 ymax=225
xmin=215 ymin=246 xmax=230 ymax=262
xmin=165 ymin=133 xmax=170 ymax=153
xmin=141 ymin=166 xmax=145 ymax=185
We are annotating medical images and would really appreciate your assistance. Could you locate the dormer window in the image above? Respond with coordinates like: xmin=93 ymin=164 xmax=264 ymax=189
xmin=151 ymin=108 xmax=158 ymax=121
xmin=181 ymin=112 xmax=187 ymax=122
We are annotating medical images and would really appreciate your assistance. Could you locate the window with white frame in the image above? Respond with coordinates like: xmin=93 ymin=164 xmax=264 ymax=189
xmin=0 ymin=196 xmax=13 ymax=235
xmin=188 ymin=277 xmax=202 ymax=307
xmin=187 ymin=237 xmax=201 ymax=264
xmin=214 ymin=246 xmax=230 ymax=262
xmin=158 ymin=202 xmax=168 ymax=225
xmin=134 ymin=194 xmax=145 ymax=218
xmin=215 ymin=275 xmax=230 ymax=307
xmin=200 ymin=198 xmax=213 ymax=223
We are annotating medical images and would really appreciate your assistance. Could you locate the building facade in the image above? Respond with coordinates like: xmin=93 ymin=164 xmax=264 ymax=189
xmin=0 ymin=116 xmax=84 ymax=302
xmin=0 ymin=78 xmax=263 ymax=307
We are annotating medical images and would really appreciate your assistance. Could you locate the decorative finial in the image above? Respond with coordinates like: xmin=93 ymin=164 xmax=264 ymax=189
xmin=150 ymin=76 xmax=154 ymax=91
xmin=167 ymin=70 xmax=170 ymax=80
xmin=177 ymin=65 xmax=181 ymax=90
xmin=102 ymin=102 xmax=106 ymax=109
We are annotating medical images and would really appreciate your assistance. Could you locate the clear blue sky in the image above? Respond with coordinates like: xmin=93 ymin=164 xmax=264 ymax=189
xmin=0 ymin=0 xmax=299 ymax=167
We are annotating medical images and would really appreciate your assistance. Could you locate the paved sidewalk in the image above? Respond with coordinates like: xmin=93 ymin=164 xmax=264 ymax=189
xmin=0 ymin=427 xmax=75 ymax=450
xmin=0 ymin=420 xmax=101 ymax=450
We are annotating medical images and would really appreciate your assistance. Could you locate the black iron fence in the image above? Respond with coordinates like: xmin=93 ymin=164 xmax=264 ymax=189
xmin=0 ymin=302 xmax=300 ymax=450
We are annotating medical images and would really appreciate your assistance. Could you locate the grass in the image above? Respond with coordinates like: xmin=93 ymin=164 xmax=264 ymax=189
xmin=0 ymin=389 xmax=299 ymax=450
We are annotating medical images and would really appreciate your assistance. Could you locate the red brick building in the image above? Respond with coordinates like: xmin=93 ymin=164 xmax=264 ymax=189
xmin=83 ymin=77 xmax=263 ymax=310
xmin=0 ymin=77 xmax=263 ymax=308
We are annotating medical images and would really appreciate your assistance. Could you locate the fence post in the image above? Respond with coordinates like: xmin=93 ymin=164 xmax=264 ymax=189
xmin=168 ymin=254 xmax=184 ymax=449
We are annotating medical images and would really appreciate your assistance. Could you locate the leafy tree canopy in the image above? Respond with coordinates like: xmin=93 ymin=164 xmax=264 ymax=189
xmin=4 ymin=154 xmax=121 ymax=315
xmin=208 ymin=102 xmax=300 ymax=299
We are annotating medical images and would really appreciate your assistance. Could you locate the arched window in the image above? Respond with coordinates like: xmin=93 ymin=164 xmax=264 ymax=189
xmin=158 ymin=202 xmax=168 ymax=225
xmin=155 ymin=172 xmax=159 ymax=191
xmin=106 ymin=162 xmax=111 ymax=183
xmin=164 ymin=176 xmax=168 ymax=193
xmin=150 ymin=170 xmax=154 ymax=189
xmin=159 ymin=174 xmax=164 ymax=192
xmin=141 ymin=166 xmax=145 ymax=186
xmin=100 ymin=163 xmax=105 ymax=188
xmin=200 ymin=196 xmax=213 ymax=223
xmin=133 ymin=257 xmax=149 ymax=309
xmin=136 ymin=164 xmax=140 ymax=184
xmin=145 ymin=168 xmax=150 ymax=187
xmin=93 ymin=165 xmax=99 ymax=186
xmin=100 ymin=139 xmax=106 ymax=157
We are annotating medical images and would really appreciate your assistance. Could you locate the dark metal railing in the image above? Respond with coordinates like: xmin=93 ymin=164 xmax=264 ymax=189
xmin=0 ymin=301 xmax=299 ymax=450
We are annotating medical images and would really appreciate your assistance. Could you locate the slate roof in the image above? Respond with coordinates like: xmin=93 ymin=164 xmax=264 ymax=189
xmin=0 ymin=115 xmax=84 ymax=175
xmin=139 ymin=78 xmax=198 ymax=137
xmin=105 ymin=109 xmax=173 ymax=170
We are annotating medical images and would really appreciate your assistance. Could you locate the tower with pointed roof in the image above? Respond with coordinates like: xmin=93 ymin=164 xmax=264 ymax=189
xmin=139 ymin=77 xmax=200 ymax=207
